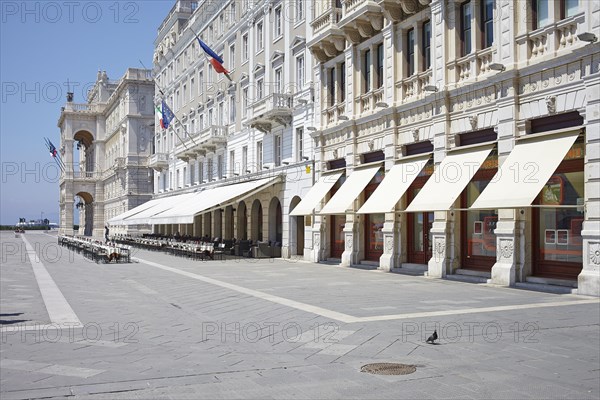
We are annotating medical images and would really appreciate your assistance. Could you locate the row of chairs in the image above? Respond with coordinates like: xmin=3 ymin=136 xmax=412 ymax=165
xmin=58 ymin=236 xmax=131 ymax=264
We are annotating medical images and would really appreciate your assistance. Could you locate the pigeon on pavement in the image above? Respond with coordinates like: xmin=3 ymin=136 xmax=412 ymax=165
xmin=426 ymin=330 xmax=438 ymax=344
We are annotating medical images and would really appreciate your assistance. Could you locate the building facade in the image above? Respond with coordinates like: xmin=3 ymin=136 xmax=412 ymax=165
xmin=110 ymin=0 xmax=598 ymax=296
xmin=138 ymin=0 xmax=315 ymax=259
xmin=58 ymin=69 xmax=155 ymax=237
xmin=304 ymin=0 xmax=599 ymax=296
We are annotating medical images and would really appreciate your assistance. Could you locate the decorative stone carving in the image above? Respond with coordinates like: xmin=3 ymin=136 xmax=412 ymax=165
xmin=412 ymin=128 xmax=419 ymax=142
xmin=333 ymin=149 xmax=338 ymax=159
xmin=346 ymin=234 xmax=353 ymax=250
xmin=385 ymin=236 xmax=393 ymax=252
xmin=435 ymin=238 xmax=445 ymax=255
xmin=545 ymin=95 xmax=556 ymax=114
xmin=590 ymin=243 xmax=600 ymax=266
xmin=368 ymin=140 xmax=374 ymax=151
xmin=469 ymin=115 xmax=478 ymax=130
xmin=499 ymin=239 xmax=514 ymax=260
xmin=400 ymin=0 xmax=418 ymax=14
xmin=314 ymin=233 xmax=320 ymax=249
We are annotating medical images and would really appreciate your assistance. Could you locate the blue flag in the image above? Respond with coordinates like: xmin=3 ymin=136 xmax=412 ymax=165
xmin=161 ymin=100 xmax=175 ymax=129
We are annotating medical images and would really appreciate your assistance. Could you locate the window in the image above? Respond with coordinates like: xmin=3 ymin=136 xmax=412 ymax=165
xmin=190 ymin=163 xmax=195 ymax=185
xmin=423 ymin=20 xmax=431 ymax=70
xmin=242 ymin=146 xmax=248 ymax=173
xmin=199 ymin=71 xmax=204 ymax=94
xmin=208 ymin=109 xmax=213 ymax=125
xmin=328 ymin=67 xmax=335 ymax=106
xmin=364 ymin=49 xmax=371 ymax=93
xmin=274 ymin=6 xmax=282 ymax=38
xmin=340 ymin=62 xmax=346 ymax=102
xmin=296 ymin=128 xmax=304 ymax=160
xmin=199 ymin=161 xmax=204 ymax=182
xmin=219 ymin=14 xmax=225 ymax=36
xmin=190 ymin=77 xmax=195 ymax=100
xmin=183 ymin=84 xmax=187 ymax=104
xmin=175 ymin=90 xmax=180 ymax=110
xmin=562 ymin=0 xmax=578 ymax=18
xmin=218 ymin=102 xmax=224 ymax=125
xmin=256 ymin=21 xmax=264 ymax=51
xmin=183 ymin=167 xmax=187 ymax=186
xmin=169 ymin=171 xmax=173 ymax=189
xmin=275 ymin=68 xmax=282 ymax=94
xmin=229 ymin=44 xmax=235 ymax=68
xmin=481 ymin=0 xmax=494 ymax=48
xmin=229 ymin=150 xmax=235 ymax=175
xmin=199 ymin=113 xmax=204 ymax=130
xmin=176 ymin=169 xmax=181 ymax=188
xmin=243 ymin=87 xmax=249 ymax=117
xmin=242 ymin=33 xmax=249 ymax=61
xmin=296 ymin=55 xmax=305 ymax=90
xmin=407 ymin=29 xmax=415 ymax=76
xmin=257 ymin=141 xmax=263 ymax=168
xmin=461 ymin=2 xmax=472 ymax=56
xmin=274 ymin=135 xmax=282 ymax=166
xmin=191 ymin=119 xmax=195 ymax=135
xmin=257 ymin=78 xmax=264 ymax=99
xmin=532 ymin=0 xmax=549 ymax=30
xmin=208 ymin=158 xmax=214 ymax=180
xmin=295 ymin=0 xmax=304 ymax=22
xmin=377 ymin=43 xmax=384 ymax=88
xmin=229 ymin=95 xmax=236 ymax=124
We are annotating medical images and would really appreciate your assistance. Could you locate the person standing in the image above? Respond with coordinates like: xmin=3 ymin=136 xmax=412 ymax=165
xmin=104 ymin=225 xmax=110 ymax=242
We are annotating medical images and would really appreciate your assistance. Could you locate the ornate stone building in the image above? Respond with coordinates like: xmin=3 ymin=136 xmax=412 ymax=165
xmin=302 ymin=0 xmax=599 ymax=296
xmin=58 ymin=69 xmax=155 ymax=237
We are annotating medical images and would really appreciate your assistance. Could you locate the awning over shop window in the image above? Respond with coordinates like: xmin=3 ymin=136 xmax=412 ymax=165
xmin=149 ymin=176 xmax=279 ymax=225
xmin=320 ymin=165 xmax=381 ymax=215
xmin=405 ymin=145 xmax=494 ymax=212
xmin=470 ymin=130 xmax=580 ymax=210
xmin=122 ymin=193 xmax=197 ymax=226
xmin=289 ymin=171 xmax=343 ymax=216
xmin=357 ymin=156 xmax=429 ymax=214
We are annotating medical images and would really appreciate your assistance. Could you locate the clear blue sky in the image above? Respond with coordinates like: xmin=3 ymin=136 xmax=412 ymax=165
xmin=0 ymin=1 xmax=174 ymax=225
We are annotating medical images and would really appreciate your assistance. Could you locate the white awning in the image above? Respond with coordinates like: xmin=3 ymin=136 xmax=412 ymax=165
xmin=405 ymin=145 xmax=494 ymax=212
xmin=320 ymin=165 xmax=381 ymax=215
xmin=289 ymin=172 xmax=343 ymax=216
xmin=470 ymin=131 xmax=580 ymax=209
xmin=357 ymin=156 xmax=429 ymax=214
xmin=150 ymin=176 xmax=279 ymax=225
xmin=108 ymin=198 xmax=161 ymax=225
xmin=122 ymin=193 xmax=197 ymax=226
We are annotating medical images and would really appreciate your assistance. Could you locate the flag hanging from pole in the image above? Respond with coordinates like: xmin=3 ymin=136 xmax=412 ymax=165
xmin=196 ymin=37 xmax=232 ymax=82
xmin=161 ymin=100 xmax=174 ymax=129
xmin=48 ymin=140 xmax=58 ymax=158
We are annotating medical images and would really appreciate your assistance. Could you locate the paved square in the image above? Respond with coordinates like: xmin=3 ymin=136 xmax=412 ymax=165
xmin=1 ymin=232 xmax=598 ymax=399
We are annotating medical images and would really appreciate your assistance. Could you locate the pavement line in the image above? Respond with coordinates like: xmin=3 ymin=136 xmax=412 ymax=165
xmin=135 ymin=258 xmax=359 ymax=323
xmin=135 ymin=258 xmax=600 ymax=323
xmin=2 ymin=359 xmax=104 ymax=378
xmin=21 ymin=235 xmax=82 ymax=327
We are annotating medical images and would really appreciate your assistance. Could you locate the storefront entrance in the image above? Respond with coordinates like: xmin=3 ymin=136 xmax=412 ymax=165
xmin=364 ymin=171 xmax=384 ymax=261
xmin=532 ymin=157 xmax=584 ymax=280
xmin=408 ymin=211 xmax=433 ymax=264
xmin=330 ymin=215 xmax=345 ymax=259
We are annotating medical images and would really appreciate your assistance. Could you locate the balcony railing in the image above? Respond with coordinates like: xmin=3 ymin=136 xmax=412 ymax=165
xmin=516 ymin=12 xmax=584 ymax=63
xmin=64 ymin=103 xmax=98 ymax=113
xmin=322 ymin=102 xmax=348 ymax=127
xmin=355 ymin=87 xmax=384 ymax=115
xmin=149 ymin=153 xmax=169 ymax=170
xmin=342 ymin=0 xmax=366 ymax=15
xmin=449 ymin=47 xmax=494 ymax=83
xmin=251 ymin=93 xmax=294 ymax=115
xmin=311 ymin=7 xmax=343 ymax=35
xmin=397 ymin=69 xmax=433 ymax=102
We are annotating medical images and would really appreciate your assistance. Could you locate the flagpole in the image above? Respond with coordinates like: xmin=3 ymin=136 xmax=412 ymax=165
xmin=44 ymin=138 xmax=65 ymax=172
xmin=139 ymin=60 xmax=197 ymax=149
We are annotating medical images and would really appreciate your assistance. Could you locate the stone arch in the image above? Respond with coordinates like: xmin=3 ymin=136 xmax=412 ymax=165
xmin=224 ymin=205 xmax=235 ymax=240
xmin=75 ymin=191 xmax=94 ymax=236
xmin=73 ymin=130 xmax=96 ymax=174
xmin=237 ymin=201 xmax=248 ymax=240
xmin=251 ymin=199 xmax=263 ymax=242
xmin=268 ymin=197 xmax=282 ymax=244
xmin=288 ymin=196 xmax=304 ymax=256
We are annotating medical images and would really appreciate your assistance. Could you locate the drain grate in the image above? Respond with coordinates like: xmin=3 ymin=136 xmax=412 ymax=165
xmin=360 ymin=363 xmax=417 ymax=376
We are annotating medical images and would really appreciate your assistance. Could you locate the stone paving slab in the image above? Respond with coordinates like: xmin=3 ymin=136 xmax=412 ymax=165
xmin=1 ymin=232 xmax=598 ymax=399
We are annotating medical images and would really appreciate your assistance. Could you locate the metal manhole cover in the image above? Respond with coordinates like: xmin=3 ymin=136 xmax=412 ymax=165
xmin=360 ymin=363 xmax=416 ymax=376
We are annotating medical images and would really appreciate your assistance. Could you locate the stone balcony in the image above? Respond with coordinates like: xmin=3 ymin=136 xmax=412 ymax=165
xmin=247 ymin=93 xmax=294 ymax=133
xmin=377 ymin=0 xmax=431 ymax=23
xmin=322 ymin=102 xmax=347 ymax=127
xmin=174 ymin=125 xmax=227 ymax=161
xmin=149 ymin=153 xmax=169 ymax=171
xmin=516 ymin=12 xmax=585 ymax=64
xmin=396 ymin=69 xmax=432 ymax=102
xmin=354 ymin=87 xmax=384 ymax=115
xmin=308 ymin=3 xmax=345 ymax=62
xmin=447 ymin=47 xmax=495 ymax=84
xmin=337 ymin=0 xmax=384 ymax=44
